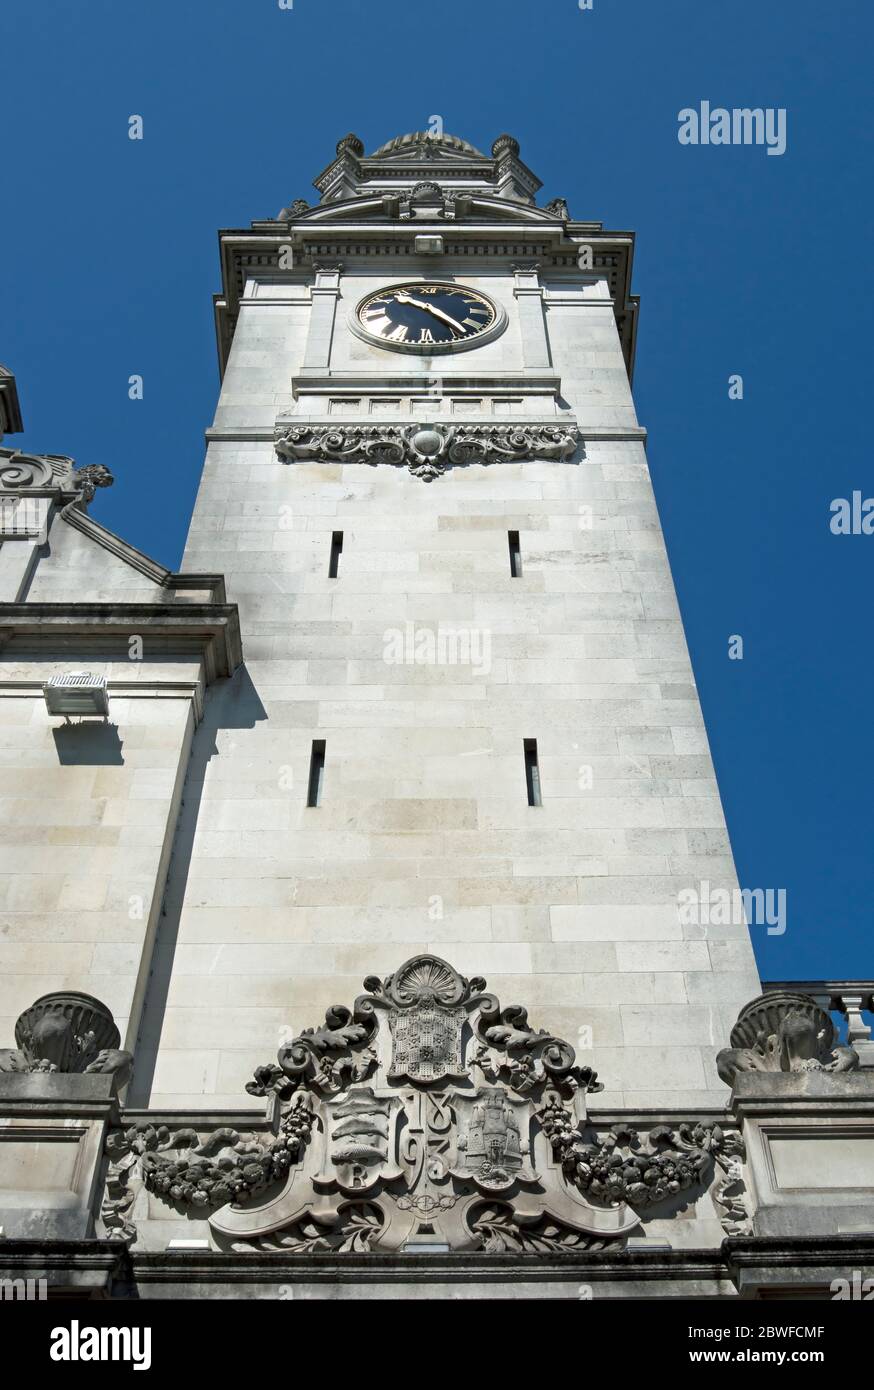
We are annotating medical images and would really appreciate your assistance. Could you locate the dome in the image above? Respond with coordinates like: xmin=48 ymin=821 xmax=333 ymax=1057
xmin=369 ymin=131 xmax=485 ymax=159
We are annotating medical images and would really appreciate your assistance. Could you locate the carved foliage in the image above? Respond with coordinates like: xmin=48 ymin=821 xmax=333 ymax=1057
xmin=538 ymin=1100 xmax=725 ymax=1210
xmin=474 ymin=1000 xmax=599 ymax=1099
xmin=711 ymin=1132 xmax=753 ymax=1237
xmin=247 ymin=1004 xmax=378 ymax=1100
xmin=274 ymin=422 xmax=581 ymax=479
xmin=236 ymin=1203 xmax=383 ymax=1255
xmin=470 ymin=1203 xmax=619 ymax=1254
xmin=102 ymin=1095 xmax=316 ymax=1242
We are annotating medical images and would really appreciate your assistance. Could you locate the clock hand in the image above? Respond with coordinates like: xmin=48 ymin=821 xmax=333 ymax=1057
xmin=394 ymin=290 xmax=466 ymax=335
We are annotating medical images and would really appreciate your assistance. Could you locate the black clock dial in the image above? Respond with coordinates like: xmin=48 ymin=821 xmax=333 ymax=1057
xmin=357 ymin=283 xmax=496 ymax=349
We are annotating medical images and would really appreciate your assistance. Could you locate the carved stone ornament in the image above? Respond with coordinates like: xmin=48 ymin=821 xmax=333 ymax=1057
xmin=102 ymin=1100 xmax=315 ymax=1243
xmin=277 ymin=197 xmax=310 ymax=220
xmin=274 ymin=422 xmax=581 ymax=480
xmin=0 ymin=992 xmax=132 ymax=1083
xmin=711 ymin=1132 xmax=753 ymax=1237
xmin=537 ymin=1106 xmax=730 ymax=1211
xmin=0 ymin=447 xmax=113 ymax=505
xmin=101 ymin=955 xmax=730 ymax=1252
xmin=716 ymin=992 xmax=859 ymax=1085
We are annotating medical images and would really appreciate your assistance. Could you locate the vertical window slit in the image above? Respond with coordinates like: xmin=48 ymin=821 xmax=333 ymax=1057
xmin=524 ymin=738 xmax=542 ymax=807
xmin=307 ymin=739 xmax=326 ymax=807
xmin=508 ymin=530 xmax=522 ymax=578
xmin=328 ymin=531 xmax=343 ymax=578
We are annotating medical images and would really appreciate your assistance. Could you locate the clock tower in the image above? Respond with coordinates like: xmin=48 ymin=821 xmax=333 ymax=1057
xmin=141 ymin=128 xmax=760 ymax=1113
xmin=3 ymin=128 xmax=873 ymax=1302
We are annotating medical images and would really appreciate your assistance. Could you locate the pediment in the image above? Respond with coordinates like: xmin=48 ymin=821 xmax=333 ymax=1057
xmin=296 ymin=194 xmax=565 ymax=227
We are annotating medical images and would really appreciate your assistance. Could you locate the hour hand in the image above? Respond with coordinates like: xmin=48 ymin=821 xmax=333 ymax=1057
xmin=395 ymin=291 xmax=465 ymax=335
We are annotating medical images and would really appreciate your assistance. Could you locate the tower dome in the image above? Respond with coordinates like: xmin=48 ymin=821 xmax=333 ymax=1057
xmin=369 ymin=131 xmax=485 ymax=158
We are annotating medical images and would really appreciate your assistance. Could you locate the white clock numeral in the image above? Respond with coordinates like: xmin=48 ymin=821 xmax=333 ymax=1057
xmin=386 ymin=325 xmax=409 ymax=343
xmin=417 ymin=328 xmax=435 ymax=344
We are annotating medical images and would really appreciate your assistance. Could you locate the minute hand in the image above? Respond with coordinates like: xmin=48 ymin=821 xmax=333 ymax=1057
xmin=395 ymin=291 xmax=466 ymax=335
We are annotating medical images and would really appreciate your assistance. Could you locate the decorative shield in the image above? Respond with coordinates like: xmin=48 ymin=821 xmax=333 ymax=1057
xmin=388 ymin=1003 xmax=466 ymax=1084
xmin=383 ymin=954 xmax=472 ymax=1084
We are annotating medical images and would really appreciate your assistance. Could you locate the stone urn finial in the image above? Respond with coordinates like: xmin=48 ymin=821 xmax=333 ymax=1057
xmin=716 ymin=992 xmax=859 ymax=1085
xmin=0 ymin=991 xmax=132 ymax=1084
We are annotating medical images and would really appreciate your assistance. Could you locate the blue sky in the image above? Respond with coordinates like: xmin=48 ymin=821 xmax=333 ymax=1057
xmin=4 ymin=0 xmax=872 ymax=980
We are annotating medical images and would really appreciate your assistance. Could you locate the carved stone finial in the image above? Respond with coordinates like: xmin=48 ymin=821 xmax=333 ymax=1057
xmin=336 ymin=133 xmax=364 ymax=158
xmin=716 ymin=992 xmax=859 ymax=1085
xmin=0 ymin=991 xmax=132 ymax=1083
xmin=491 ymin=134 xmax=520 ymax=158
xmin=0 ymin=363 xmax=24 ymax=437
xmin=72 ymin=463 xmax=114 ymax=506
xmin=545 ymin=196 xmax=570 ymax=220
xmin=277 ymin=197 xmax=310 ymax=221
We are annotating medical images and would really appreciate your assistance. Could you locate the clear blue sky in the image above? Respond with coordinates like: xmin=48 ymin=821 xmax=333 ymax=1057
xmin=4 ymin=0 xmax=872 ymax=981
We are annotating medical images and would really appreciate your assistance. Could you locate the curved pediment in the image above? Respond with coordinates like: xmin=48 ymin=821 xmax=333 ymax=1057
xmin=280 ymin=192 xmax=570 ymax=227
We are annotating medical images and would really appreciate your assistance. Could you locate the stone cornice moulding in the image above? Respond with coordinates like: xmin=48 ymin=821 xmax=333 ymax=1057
xmin=59 ymin=507 xmax=227 ymax=602
xmin=0 ymin=602 xmax=243 ymax=684
xmin=206 ymin=424 xmax=647 ymax=444
xmin=290 ymin=370 xmax=564 ymax=396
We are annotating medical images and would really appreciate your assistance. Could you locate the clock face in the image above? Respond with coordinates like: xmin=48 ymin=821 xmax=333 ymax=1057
xmin=354 ymin=282 xmax=500 ymax=353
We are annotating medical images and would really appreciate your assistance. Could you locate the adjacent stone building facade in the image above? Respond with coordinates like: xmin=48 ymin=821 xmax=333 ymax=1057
xmin=0 ymin=135 xmax=872 ymax=1299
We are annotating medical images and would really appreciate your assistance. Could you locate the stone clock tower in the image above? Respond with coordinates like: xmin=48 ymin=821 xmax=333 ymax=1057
xmin=2 ymin=132 xmax=872 ymax=1300
xmin=155 ymin=128 xmax=759 ymax=1112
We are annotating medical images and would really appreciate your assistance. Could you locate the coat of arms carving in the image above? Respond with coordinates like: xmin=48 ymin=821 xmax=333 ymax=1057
xmin=102 ymin=954 xmax=730 ymax=1254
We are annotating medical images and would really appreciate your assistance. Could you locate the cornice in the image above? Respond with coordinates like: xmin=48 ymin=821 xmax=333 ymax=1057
xmin=123 ymin=1246 xmax=728 ymax=1288
xmin=0 ymin=677 xmax=209 ymax=723
xmin=214 ymin=224 xmax=638 ymax=379
xmin=0 ymin=602 xmax=243 ymax=683
xmin=204 ymin=424 xmax=647 ymax=444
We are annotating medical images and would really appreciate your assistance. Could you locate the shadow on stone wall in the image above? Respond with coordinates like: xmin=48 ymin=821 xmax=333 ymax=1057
xmin=125 ymin=665 xmax=267 ymax=1106
xmin=52 ymin=721 xmax=125 ymax=765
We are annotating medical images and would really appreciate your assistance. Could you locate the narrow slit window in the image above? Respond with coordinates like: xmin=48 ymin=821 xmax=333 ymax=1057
xmin=307 ymin=739 xmax=326 ymax=807
xmin=508 ymin=530 xmax=522 ymax=577
xmin=524 ymin=738 xmax=542 ymax=807
xmin=328 ymin=531 xmax=343 ymax=578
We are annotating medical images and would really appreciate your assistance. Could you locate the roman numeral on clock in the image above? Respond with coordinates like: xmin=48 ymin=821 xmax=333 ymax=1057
xmin=386 ymin=325 xmax=409 ymax=342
